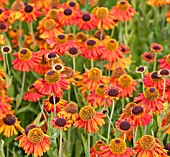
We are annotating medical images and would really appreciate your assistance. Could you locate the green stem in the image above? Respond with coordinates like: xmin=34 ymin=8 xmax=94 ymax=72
xmin=121 ymin=98 xmax=124 ymax=109
xmin=67 ymin=128 xmax=73 ymax=157
xmin=68 ymin=89 xmax=71 ymax=102
xmin=162 ymin=77 xmax=166 ymax=100
xmin=53 ymin=92 xmax=56 ymax=116
xmin=28 ymin=22 xmax=36 ymax=49
xmin=20 ymin=71 xmax=26 ymax=99
xmin=119 ymin=22 xmax=123 ymax=43
xmin=18 ymin=21 xmax=22 ymax=49
xmin=100 ymin=29 xmax=103 ymax=41
xmin=111 ymin=27 xmax=115 ymax=38
xmin=38 ymin=101 xmax=48 ymax=127
xmin=6 ymin=140 xmax=9 ymax=157
xmin=141 ymin=72 xmax=144 ymax=92
xmin=59 ymin=129 xmax=63 ymax=157
xmin=153 ymin=53 xmax=158 ymax=71
xmin=5 ymin=54 xmax=10 ymax=76
xmin=107 ymin=100 xmax=115 ymax=145
xmin=87 ymin=133 xmax=90 ymax=157
xmin=134 ymin=126 xmax=138 ymax=145
xmin=73 ymin=57 xmax=76 ymax=71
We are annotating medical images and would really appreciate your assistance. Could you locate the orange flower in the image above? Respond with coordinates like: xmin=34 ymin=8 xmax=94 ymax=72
xmin=0 ymin=0 xmax=8 ymax=7
xmin=0 ymin=114 xmax=24 ymax=138
xmin=134 ymin=87 xmax=164 ymax=113
xmin=131 ymin=106 xmax=153 ymax=127
xmin=150 ymin=43 xmax=163 ymax=53
xmin=100 ymin=138 xmax=136 ymax=156
xmin=0 ymin=21 xmax=10 ymax=32
xmin=59 ymin=102 xmax=78 ymax=123
xmin=116 ymin=74 xmax=137 ymax=98
xmin=110 ymin=0 xmax=136 ymax=21
xmin=120 ymin=102 xmax=137 ymax=119
xmin=9 ymin=0 xmax=25 ymax=23
xmin=58 ymin=7 xmax=78 ymax=26
xmin=142 ymin=51 xmax=155 ymax=62
xmin=16 ymin=124 xmax=50 ymax=157
xmin=51 ymin=114 xmax=71 ymax=130
xmin=23 ymin=84 xmax=44 ymax=102
xmin=143 ymin=71 xmax=164 ymax=91
xmin=92 ymin=7 xmax=115 ymax=30
xmin=115 ymin=118 xmax=133 ymax=141
xmin=82 ymin=67 xmax=110 ymax=92
xmin=22 ymin=4 xmax=41 ymax=23
xmin=166 ymin=10 xmax=170 ymax=22
xmin=76 ymin=11 xmax=98 ymax=31
xmin=47 ymin=33 xmax=69 ymax=56
xmin=44 ymin=95 xmax=67 ymax=113
xmin=30 ymin=0 xmax=50 ymax=9
xmin=164 ymin=79 xmax=170 ymax=103
xmin=104 ymin=85 xmax=122 ymax=101
xmin=90 ymin=140 xmax=106 ymax=157
xmin=74 ymin=106 xmax=106 ymax=134
xmin=101 ymin=39 xmax=124 ymax=63
xmin=110 ymin=67 xmax=126 ymax=83
xmin=0 ymin=34 xmax=5 ymax=45
xmin=147 ymin=0 xmax=166 ymax=6
xmin=12 ymin=48 xmax=40 ymax=72
xmin=134 ymin=135 xmax=168 ymax=157
xmin=35 ymin=70 xmax=69 ymax=97
xmin=0 ymin=7 xmax=9 ymax=22
xmin=158 ymin=54 xmax=170 ymax=70
xmin=0 ymin=98 xmax=11 ymax=119
xmin=88 ymin=84 xmax=112 ymax=108
xmin=159 ymin=111 xmax=170 ymax=134
xmin=80 ymin=38 xmax=105 ymax=60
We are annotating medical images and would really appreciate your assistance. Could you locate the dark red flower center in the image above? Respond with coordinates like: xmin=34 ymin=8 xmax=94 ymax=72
xmin=64 ymin=8 xmax=72 ymax=16
xmin=121 ymin=47 xmax=126 ymax=53
xmin=108 ymin=88 xmax=119 ymax=97
xmin=102 ymin=109 xmax=108 ymax=114
xmin=25 ymin=124 xmax=38 ymax=135
xmin=160 ymin=69 xmax=169 ymax=75
xmin=137 ymin=67 xmax=145 ymax=72
xmin=165 ymin=143 xmax=170 ymax=155
xmin=99 ymin=84 xmax=104 ymax=88
xmin=150 ymin=87 xmax=155 ymax=92
xmin=115 ymin=139 xmax=120 ymax=143
xmin=151 ymin=72 xmax=161 ymax=79
xmin=0 ymin=23 xmax=6 ymax=30
xmin=24 ymin=5 xmax=33 ymax=13
xmin=120 ymin=1 xmax=126 ymax=5
xmin=132 ymin=106 xmax=143 ymax=115
xmin=48 ymin=52 xmax=57 ymax=59
xmin=3 ymin=47 xmax=10 ymax=52
xmin=120 ymin=121 xmax=130 ymax=131
xmin=4 ymin=114 xmax=16 ymax=125
xmin=69 ymin=1 xmax=76 ymax=7
xmin=55 ymin=64 xmax=62 ymax=70
xmin=86 ymin=40 xmax=96 ymax=46
xmin=0 ymin=9 xmax=2 ymax=14
xmin=69 ymin=47 xmax=78 ymax=55
xmin=20 ymin=49 xmax=27 ymax=54
xmin=145 ymin=54 xmax=153 ymax=59
xmin=58 ymin=34 xmax=65 ymax=39
xmin=82 ymin=14 xmax=91 ymax=21
xmin=29 ymin=84 xmax=35 ymax=89
xmin=49 ymin=95 xmax=60 ymax=104
xmin=153 ymin=46 xmax=160 ymax=50
xmin=55 ymin=118 xmax=66 ymax=127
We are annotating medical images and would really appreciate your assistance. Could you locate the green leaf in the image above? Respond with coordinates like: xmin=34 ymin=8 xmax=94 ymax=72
xmin=0 ymin=140 xmax=5 ymax=157
xmin=16 ymin=103 xmax=31 ymax=115
xmin=97 ymin=132 xmax=107 ymax=141
xmin=81 ymin=133 xmax=88 ymax=157
xmin=75 ymin=140 xmax=83 ymax=157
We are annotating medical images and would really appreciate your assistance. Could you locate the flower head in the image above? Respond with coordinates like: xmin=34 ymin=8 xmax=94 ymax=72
xmin=150 ymin=43 xmax=163 ymax=53
xmin=74 ymin=106 xmax=106 ymax=133
xmin=142 ymin=51 xmax=154 ymax=62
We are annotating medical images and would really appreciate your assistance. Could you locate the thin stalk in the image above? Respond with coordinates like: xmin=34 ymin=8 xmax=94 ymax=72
xmin=87 ymin=134 xmax=90 ymax=157
xmin=59 ymin=129 xmax=63 ymax=157
xmin=6 ymin=139 xmax=9 ymax=157
xmin=67 ymin=128 xmax=73 ymax=157
xmin=144 ymin=125 xmax=147 ymax=135
xmin=111 ymin=27 xmax=115 ymax=38
xmin=119 ymin=22 xmax=123 ymax=43
xmin=162 ymin=77 xmax=166 ymax=100
xmin=53 ymin=92 xmax=56 ymax=116
xmin=28 ymin=22 xmax=36 ymax=49
xmin=153 ymin=53 xmax=158 ymax=71
xmin=107 ymin=100 xmax=115 ymax=145
xmin=68 ymin=90 xmax=70 ymax=102
xmin=100 ymin=29 xmax=103 ymax=41
xmin=108 ymin=62 xmax=111 ymax=77
xmin=5 ymin=54 xmax=10 ymax=76
xmin=51 ymin=60 xmax=55 ymax=70
xmin=38 ymin=101 xmax=48 ymax=127
xmin=18 ymin=21 xmax=22 ymax=49
xmin=132 ymin=126 xmax=135 ymax=146
xmin=73 ymin=57 xmax=76 ymax=71
xmin=134 ymin=126 xmax=138 ymax=145
xmin=20 ymin=71 xmax=26 ymax=99
xmin=124 ymin=133 xmax=126 ymax=141
xmin=125 ymin=21 xmax=128 ymax=38
xmin=141 ymin=72 xmax=144 ymax=92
